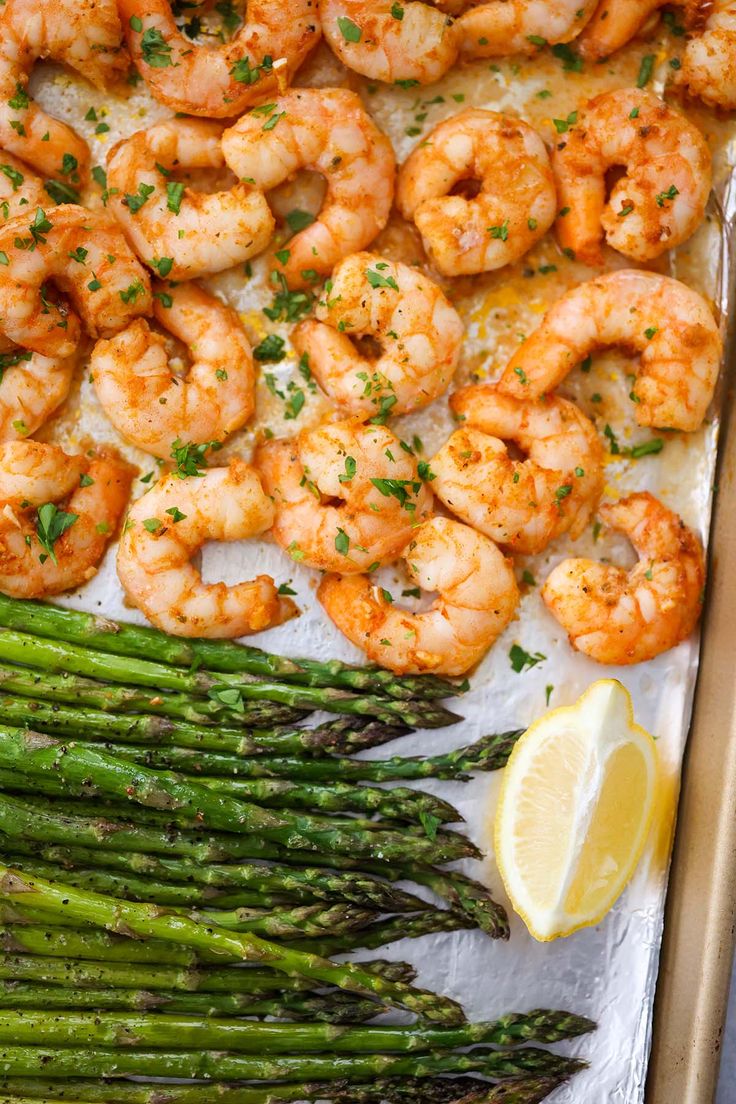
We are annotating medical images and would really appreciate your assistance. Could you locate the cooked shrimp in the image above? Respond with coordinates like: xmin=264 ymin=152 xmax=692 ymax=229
xmin=106 ymin=120 xmax=274 ymax=281
xmin=292 ymin=252 xmax=463 ymax=419
xmin=117 ymin=460 xmax=297 ymax=638
xmin=255 ymin=420 xmax=433 ymax=574
xmin=120 ymin=0 xmax=319 ymax=118
xmin=432 ymin=388 xmax=604 ymax=554
xmin=0 ymin=153 xmax=47 ymax=221
xmin=578 ymin=0 xmax=697 ymax=59
xmin=91 ymin=281 xmax=255 ymax=459
xmin=318 ymin=515 xmax=519 ymax=676
xmin=320 ymin=1 xmax=460 ymax=84
xmin=222 ymin=89 xmax=395 ymax=290
xmin=499 ymin=270 xmax=721 ymax=433
xmin=542 ymin=492 xmax=705 ymax=665
xmin=0 ymin=205 xmax=152 ymax=358
xmin=0 ymin=0 xmax=126 ymax=180
xmin=552 ymin=89 xmax=712 ymax=265
xmin=680 ymin=0 xmax=736 ymax=109
xmin=457 ymin=0 xmax=598 ymax=57
xmin=0 ymin=440 xmax=134 ymax=598
xmin=0 ymin=344 xmax=76 ymax=441
xmin=396 ymin=109 xmax=557 ymax=277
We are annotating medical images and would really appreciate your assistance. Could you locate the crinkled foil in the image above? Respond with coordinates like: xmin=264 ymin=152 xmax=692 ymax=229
xmin=30 ymin=27 xmax=736 ymax=1102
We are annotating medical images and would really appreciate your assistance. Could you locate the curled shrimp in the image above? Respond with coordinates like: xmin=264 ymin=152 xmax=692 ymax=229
xmin=552 ymin=89 xmax=712 ymax=265
xmin=0 ymin=343 xmax=76 ymax=441
xmin=0 ymin=440 xmax=134 ymax=598
xmin=222 ymin=89 xmax=396 ymax=290
xmin=0 ymin=205 xmax=152 ymax=358
xmin=117 ymin=459 xmax=297 ymax=638
xmin=292 ymin=252 xmax=463 ymax=419
xmin=680 ymin=1 xmax=736 ymax=109
xmin=320 ymin=1 xmax=460 ymax=84
xmin=396 ymin=109 xmax=557 ymax=277
xmin=456 ymin=0 xmax=598 ymax=57
xmin=432 ymin=387 xmax=604 ymax=554
xmin=255 ymin=420 xmax=434 ymax=574
xmin=0 ymin=0 xmax=126 ymax=181
xmin=318 ymin=515 xmax=519 ymax=676
xmin=0 ymin=153 xmax=47 ymax=221
xmin=90 ymin=282 xmax=255 ymax=459
xmin=542 ymin=491 xmax=705 ymax=665
xmin=578 ymin=0 xmax=698 ymax=59
xmin=120 ymin=0 xmax=319 ymax=119
xmin=499 ymin=270 xmax=721 ymax=433
xmin=106 ymin=119 xmax=274 ymax=282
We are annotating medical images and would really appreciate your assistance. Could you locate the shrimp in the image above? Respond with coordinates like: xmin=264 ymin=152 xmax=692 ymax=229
xmin=432 ymin=388 xmax=604 ymax=554
xmin=551 ymin=89 xmax=712 ymax=265
xmin=499 ymin=270 xmax=721 ymax=433
xmin=0 ymin=205 xmax=152 ymax=359
xmin=456 ymin=0 xmax=598 ymax=57
xmin=119 ymin=0 xmax=319 ymax=118
xmin=292 ymin=252 xmax=463 ymax=419
xmin=0 ymin=440 xmax=134 ymax=598
xmin=106 ymin=119 xmax=275 ymax=282
xmin=0 ymin=0 xmax=126 ymax=181
xmin=318 ymin=516 xmax=519 ymax=676
xmin=255 ymin=420 xmax=433 ymax=574
xmin=0 ymin=344 xmax=76 ymax=441
xmin=396 ymin=109 xmax=557 ymax=277
xmin=542 ymin=492 xmax=705 ymax=665
xmin=91 ymin=282 xmax=255 ymax=460
xmin=221 ymin=89 xmax=396 ymax=290
xmin=578 ymin=0 xmax=698 ymax=59
xmin=117 ymin=460 xmax=297 ymax=638
xmin=680 ymin=1 xmax=736 ymax=110
xmin=0 ymin=153 xmax=47 ymax=221
xmin=320 ymin=1 xmax=460 ymax=84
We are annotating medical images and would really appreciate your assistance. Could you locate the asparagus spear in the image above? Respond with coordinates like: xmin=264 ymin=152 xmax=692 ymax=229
xmin=0 ymin=697 xmax=405 ymax=757
xmin=0 ymin=631 xmax=460 ymax=727
xmin=0 ymin=1045 xmax=584 ymax=1081
xmin=0 ymin=1008 xmax=594 ymax=1052
xmin=0 ymin=730 xmax=478 ymax=863
xmin=289 ymin=910 xmax=470 ymax=955
xmin=0 ymin=665 xmax=305 ymax=726
xmin=0 ymin=867 xmax=467 ymax=1024
xmin=0 ymin=924 xmax=418 ymax=984
xmin=0 ymin=982 xmax=385 ymax=1022
xmin=453 ymin=1077 xmax=571 ymax=1104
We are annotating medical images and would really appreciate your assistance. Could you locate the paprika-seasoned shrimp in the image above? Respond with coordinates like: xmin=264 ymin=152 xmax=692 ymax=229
xmin=0 ymin=153 xmax=46 ymax=221
xmin=292 ymin=252 xmax=463 ymax=419
xmin=222 ymin=89 xmax=395 ymax=290
xmin=321 ymin=1 xmax=460 ymax=84
xmin=578 ymin=0 xmax=698 ymax=59
xmin=432 ymin=388 xmax=604 ymax=554
xmin=255 ymin=420 xmax=433 ymax=574
xmin=318 ymin=516 xmax=519 ymax=676
xmin=499 ymin=270 xmax=721 ymax=433
xmin=0 ymin=205 xmax=152 ymax=358
xmin=680 ymin=0 xmax=736 ymax=109
xmin=106 ymin=120 xmax=274 ymax=281
xmin=0 ymin=440 xmax=134 ymax=598
xmin=91 ymin=282 xmax=255 ymax=459
xmin=396 ymin=109 xmax=556 ymax=277
xmin=457 ymin=0 xmax=598 ymax=57
xmin=542 ymin=492 xmax=705 ymax=665
xmin=552 ymin=89 xmax=711 ymax=265
xmin=120 ymin=0 xmax=319 ymax=119
xmin=117 ymin=460 xmax=297 ymax=638
xmin=0 ymin=344 xmax=76 ymax=441
xmin=0 ymin=0 xmax=126 ymax=180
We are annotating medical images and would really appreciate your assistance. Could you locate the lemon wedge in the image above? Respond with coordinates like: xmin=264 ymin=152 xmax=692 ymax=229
xmin=495 ymin=679 xmax=658 ymax=941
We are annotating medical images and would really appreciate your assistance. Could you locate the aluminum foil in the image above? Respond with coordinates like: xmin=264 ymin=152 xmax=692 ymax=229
xmin=29 ymin=27 xmax=736 ymax=1102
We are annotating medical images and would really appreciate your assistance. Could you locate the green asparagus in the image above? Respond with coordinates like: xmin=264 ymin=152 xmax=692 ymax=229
xmin=0 ymin=867 xmax=466 ymax=1023
xmin=288 ymin=910 xmax=470 ymax=955
xmin=0 ymin=631 xmax=460 ymax=726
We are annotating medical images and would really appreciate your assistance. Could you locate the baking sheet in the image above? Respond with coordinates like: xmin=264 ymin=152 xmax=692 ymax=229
xmin=26 ymin=24 xmax=736 ymax=1102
